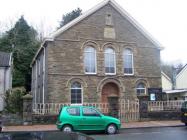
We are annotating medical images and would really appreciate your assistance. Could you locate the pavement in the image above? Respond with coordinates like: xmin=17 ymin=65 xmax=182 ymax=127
xmin=2 ymin=120 xmax=185 ymax=132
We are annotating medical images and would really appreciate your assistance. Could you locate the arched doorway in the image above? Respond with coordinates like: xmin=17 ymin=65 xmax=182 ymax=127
xmin=101 ymin=82 xmax=119 ymax=118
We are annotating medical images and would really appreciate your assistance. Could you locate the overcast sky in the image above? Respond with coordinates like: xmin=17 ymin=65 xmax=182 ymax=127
xmin=0 ymin=0 xmax=187 ymax=64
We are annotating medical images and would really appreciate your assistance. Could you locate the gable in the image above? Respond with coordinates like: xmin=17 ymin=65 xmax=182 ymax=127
xmin=176 ymin=64 xmax=187 ymax=89
xmin=176 ymin=64 xmax=187 ymax=79
xmin=48 ymin=0 xmax=162 ymax=48
xmin=31 ymin=0 xmax=163 ymax=66
xmin=161 ymin=72 xmax=172 ymax=90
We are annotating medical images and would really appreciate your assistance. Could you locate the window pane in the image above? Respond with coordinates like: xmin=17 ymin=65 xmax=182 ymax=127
xmin=123 ymin=49 xmax=133 ymax=74
xmin=105 ymin=48 xmax=115 ymax=74
xmin=84 ymin=46 xmax=96 ymax=73
xmin=71 ymin=82 xmax=82 ymax=104
xmin=136 ymin=83 xmax=146 ymax=95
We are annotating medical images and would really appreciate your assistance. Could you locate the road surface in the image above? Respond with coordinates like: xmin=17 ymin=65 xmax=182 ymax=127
xmin=91 ymin=126 xmax=187 ymax=140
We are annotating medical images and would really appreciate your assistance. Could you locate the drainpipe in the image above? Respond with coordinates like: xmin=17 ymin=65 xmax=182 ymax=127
xmin=42 ymin=47 xmax=45 ymax=104
xmin=172 ymin=66 xmax=177 ymax=90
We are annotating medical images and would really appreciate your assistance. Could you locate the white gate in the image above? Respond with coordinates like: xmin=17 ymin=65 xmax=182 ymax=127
xmin=119 ymin=99 xmax=140 ymax=122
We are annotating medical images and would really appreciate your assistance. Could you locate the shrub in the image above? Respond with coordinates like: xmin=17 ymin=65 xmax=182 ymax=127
xmin=4 ymin=89 xmax=25 ymax=114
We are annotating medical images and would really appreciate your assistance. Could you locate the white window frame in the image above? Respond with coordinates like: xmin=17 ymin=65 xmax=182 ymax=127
xmin=70 ymin=82 xmax=83 ymax=105
xmin=84 ymin=46 xmax=97 ymax=74
xmin=123 ymin=49 xmax=134 ymax=75
xmin=136 ymin=83 xmax=146 ymax=96
xmin=104 ymin=47 xmax=116 ymax=75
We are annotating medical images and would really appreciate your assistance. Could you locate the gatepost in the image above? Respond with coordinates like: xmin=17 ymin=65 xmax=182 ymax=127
xmin=138 ymin=96 xmax=149 ymax=120
xmin=22 ymin=94 xmax=33 ymax=125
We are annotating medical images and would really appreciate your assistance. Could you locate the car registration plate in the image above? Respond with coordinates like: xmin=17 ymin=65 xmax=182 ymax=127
xmin=184 ymin=113 xmax=187 ymax=116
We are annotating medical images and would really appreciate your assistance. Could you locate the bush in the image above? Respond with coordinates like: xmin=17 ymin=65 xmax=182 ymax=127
xmin=4 ymin=89 xmax=25 ymax=114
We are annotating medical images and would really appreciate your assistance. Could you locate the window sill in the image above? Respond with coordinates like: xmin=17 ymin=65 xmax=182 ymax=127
xmin=85 ymin=73 xmax=97 ymax=75
xmin=124 ymin=73 xmax=134 ymax=76
xmin=70 ymin=103 xmax=83 ymax=106
xmin=105 ymin=73 xmax=116 ymax=75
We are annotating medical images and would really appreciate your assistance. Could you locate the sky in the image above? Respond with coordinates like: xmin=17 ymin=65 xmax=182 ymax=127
xmin=0 ymin=0 xmax=187 ymax=65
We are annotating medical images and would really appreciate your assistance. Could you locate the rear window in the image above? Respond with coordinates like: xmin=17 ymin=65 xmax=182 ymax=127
xmin=83 ymin=107 xmax=100 ymax=116
xmin=67 ymin=107 xmax=80 ymax=116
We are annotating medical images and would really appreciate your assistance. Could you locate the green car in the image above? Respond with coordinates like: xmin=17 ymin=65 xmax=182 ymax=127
xmin=56 ymin=106 xmax=121 ymax=134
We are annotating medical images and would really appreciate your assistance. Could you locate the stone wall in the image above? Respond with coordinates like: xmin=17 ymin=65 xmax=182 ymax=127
xmin=45 ymin=3 xmax=161 ymax=103
xmin=147 ymin=111 xmax=181 ymax=120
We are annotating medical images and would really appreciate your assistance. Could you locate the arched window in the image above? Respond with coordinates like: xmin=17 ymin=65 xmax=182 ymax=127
xmin=104 ymin=47 xmax=116 ymax=74
xmin=84 ymin=46 xmax=96 ymax=74
xmin=123 ymin=49 xmax=133 ymax=75
xmin=136 ymin=83 xmax=146 ymax=95
xmin=71 ymin=82 xmax=82 ymax=104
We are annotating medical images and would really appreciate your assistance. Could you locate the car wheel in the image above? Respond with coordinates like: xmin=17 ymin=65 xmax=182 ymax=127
xmin=62 ymin=125 xmax=73 ymax=133
xmin=106 ymin=124 xmax=117 ymax=134
xmin=185 ymin=123 xmax=187 ymax=126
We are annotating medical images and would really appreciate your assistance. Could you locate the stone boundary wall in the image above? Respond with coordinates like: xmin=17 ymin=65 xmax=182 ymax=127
xmin=32 ymin=114 xmax=57 ymax=124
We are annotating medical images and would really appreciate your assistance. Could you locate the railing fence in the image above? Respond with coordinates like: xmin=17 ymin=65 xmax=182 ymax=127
xmin=32 ymin=100 xmax=185 ymax=122
xmin=33 ymin=99 xmax=140 ymax=122
xmin=148 ymin=100 xmax=184 ymax=111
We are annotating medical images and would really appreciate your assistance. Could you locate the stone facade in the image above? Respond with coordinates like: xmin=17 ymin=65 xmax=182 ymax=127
xmin=31 ymin=1 xmax=162 ymax=105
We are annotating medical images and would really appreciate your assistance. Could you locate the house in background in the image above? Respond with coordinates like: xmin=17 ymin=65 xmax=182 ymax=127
xmin=161 ymin=71 xmax=172 ymax=91
xmin=31 ymin=0 xmax=162 ymax=108
xmin=0 ymin=51 xmax=12 ymax=111
xmin=161 ymin=66 xmax=187 ymax=101
xmin=176 ymin=64 xmax=187 ymax=89
xmin=176 ymin=64 xmax=187 ymax=100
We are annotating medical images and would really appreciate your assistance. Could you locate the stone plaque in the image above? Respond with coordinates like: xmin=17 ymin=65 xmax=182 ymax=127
xmin=104 ymin=27 xmax=116 ymax=39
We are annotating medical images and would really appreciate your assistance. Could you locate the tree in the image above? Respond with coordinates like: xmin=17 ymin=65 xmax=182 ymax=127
xmin=0 ymin=16 xmax=40 ymax=91
xmin=59 ymin=8 xmax=82 ymax=28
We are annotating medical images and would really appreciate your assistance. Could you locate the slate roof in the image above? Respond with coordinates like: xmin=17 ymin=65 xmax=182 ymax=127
xmin=0 ymin=51 xmax=11 ymax=67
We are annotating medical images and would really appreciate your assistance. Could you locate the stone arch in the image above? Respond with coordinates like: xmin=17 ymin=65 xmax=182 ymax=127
xmin=66 ymin=77 xmax=87 ymax=88
xmin=135 ymin=78 xmax=149 ymax=88
xmin=66 ymin=77 xmax=87 ymax=104
xmin=135 ymin=78 xmax=149 ymax=95
xmin=97 ymin=78 xmax=124 ymax=101
xmin=101 ymin=42 xmax=119 ymax=52
xmin=120 ymin=44 xmax=136 ymax=54
xmin=81 ymin=40 xmax=100 ymax=51
xmin=123 ymin=47 xmax=134 ymax=53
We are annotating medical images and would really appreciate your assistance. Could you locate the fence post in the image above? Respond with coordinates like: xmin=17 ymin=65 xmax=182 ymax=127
xmin=22 ymin=94 xmax=33 ymax=125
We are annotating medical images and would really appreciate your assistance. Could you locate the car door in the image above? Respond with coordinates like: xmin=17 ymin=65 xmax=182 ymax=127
xmin=80 ymin=107 xmax=105 ymax=130
xmin=66 ymin=107 xmax=82 ymax=130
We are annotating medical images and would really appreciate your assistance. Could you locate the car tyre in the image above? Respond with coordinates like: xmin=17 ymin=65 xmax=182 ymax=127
xmin=106 ymin=124 xmax=117 ymax=135
xmin=185 ymin=123 xmax=187 ymax=126
xmin=62 ymin=125 xmax=73 ymax=133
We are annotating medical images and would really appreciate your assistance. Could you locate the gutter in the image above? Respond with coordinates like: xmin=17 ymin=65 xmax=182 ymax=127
xmin=30 ymin=38 xmax=54 ymax=67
